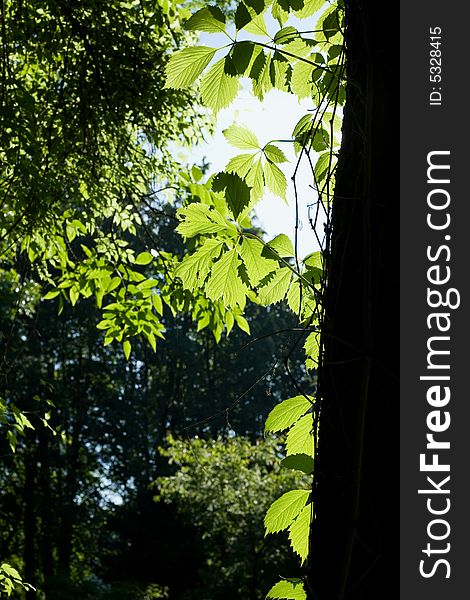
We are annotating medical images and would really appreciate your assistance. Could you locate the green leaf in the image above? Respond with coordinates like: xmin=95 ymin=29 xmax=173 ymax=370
xmin=293 ymin=0 xmax=324 ymax=19
xmin=123 ymin=340 xmax=131 ymax=360
xmin=249 ymin=48 xmax=267 ymax=82
xmin=291 ymin=60 xmax=314 ymax=99
xmin=268 ymin=233 xmax=294 ymax=257
xmin=304 ymin=331 xmax=319 ymax=370
xmin=264 ymin=489 xmax=310 ymax=534
xmin=234 ymin=2 xmax=252 ymax=30
xmin=134 ymin=251 xmax=153 ymax=265
xmin=205 ymin=248 xmax=247 ymax=308
xmin=175 ymin=238 xmax=225 ymax=289
xmin=314 ymin=152 xmax=333 ymax=184
xmin=252 ymin=53 xmax=273 ymax=100
xmin=244 ymin=12 xmax=268 ymax=36
xmin=286 ymin=413 xmax=314 ymax=457
xmin=200 ymin=57 xmax=239 ymax=114
xmin=176 ymin=203 xmax=230 ymax=238
xmin=258 ymin=267 xmax=291 ymax=304
xmin=323 ymin=9 xmax=341 ymax=39
xmin=184 ymin=7 xmax=226 ymax=33
xmin=288 ymin=503 xmax=312 ymax=563
xmin=281 ymin=453 xmax=314 ymax=475
xmin=234 ymin=313 xmax=251 ymax=334
xmin=43 ymin=289 xmax=61 ymax=300
xmin=164 ymin=46 xmax=217 ymax=89
xmin=223 ymin=124 xmax=259 ymax=150
xmin=272 ymin=0 xmax=289 ymax=26
xmin=286 ymin=277 xmax=301 ymax=314
xmin=273 ymin=26 xmax=298 ymax=44
xmin=270 ymin=53 xmax=290 ymax=91
xmin=244 ymin=0 xmax=265 ymax=13
xmin=264 ymin=160 xmax=287 ymax=201
xmin=225 ymin=153 xmax=257 ymax=179
xmin=245 ymin=158 xmax=264 ymax=202
xmin=212 ymin=172 xmax=251 ymax=219
xmin=266 ymin=580 xmax=307 ymax=600
xmin=231 ymin=41 xmax=256 ymax=75
xmin=292 ymin=113 xmax=312 ymax=138
xmin=265 ymin=395 xmax=312 ymax=433
xmin=264 ymin=144 xmax=288 ymax=163
xmin=239 ymin=237 xmax=277 ymax=286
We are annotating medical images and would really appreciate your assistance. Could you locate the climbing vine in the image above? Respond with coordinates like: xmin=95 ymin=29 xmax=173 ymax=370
xmin=163 ymin=0 xmax=346 ymax=597
xmin=1 ymin=0 xmax=346 ymax=595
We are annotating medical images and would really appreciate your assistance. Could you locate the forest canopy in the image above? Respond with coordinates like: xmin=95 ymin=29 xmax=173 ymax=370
xmin=0 ymin=0 xmax=358 ymax=598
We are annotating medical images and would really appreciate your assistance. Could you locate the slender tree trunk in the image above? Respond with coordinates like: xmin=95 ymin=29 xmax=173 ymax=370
xmin=38 ymin=428 xmax=54 ymax=588
xmin=23 ymin=444 xmax=38 ymax=599
xmin=307 ymin=1 xmax=398 ymax=598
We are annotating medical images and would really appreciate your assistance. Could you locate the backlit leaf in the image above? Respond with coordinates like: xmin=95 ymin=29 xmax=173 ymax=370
xmin=223 ymin=124 xmax=260 ymax=150
xmin=165 ymin=46 xmax=217 ymax=89
xmin=281 ymin=453 xmax=314 ymax=475
xmin=264 ymin=489 xmax=310 ymax=534
xmin=268 ymin=233 xmax=294 ymax=257
xmin=176 ymin=203 xmax=230 ymax=237
xmin=212 ymin=172 xmax=251 ymax=219
xmin=258 ymin=267 xmax=291 ymax=304
xmin=184 ymin=7 xmax=226 ymax=33
xmin=205 ymin=248 xmax=247 ymax=307
xmin=286 ymin=413 xmax=314 ymax=456
xmin=175 ymin=238 xmax=225 ymax=289
xmin=265 ymin=395 xmax=312 ymax=432
xmin=264 ymin=160 xmax=287 ymax=201
xmin=288 ymin=503 xmax=312 ymax=563
xmin=273 ymin=26 xmax=298 ymax=44
xmin=264 ymin=144 xmax=288 ymax=163
xmin=225 ymin=153 xmax=257 ymax=178
xmin=200 ymin=57 xmax=239 ymax=113
xmin=267 ymin=580 xmax=307 ymax=600
xmin=239 ymin=237 xmax=277 ymax=286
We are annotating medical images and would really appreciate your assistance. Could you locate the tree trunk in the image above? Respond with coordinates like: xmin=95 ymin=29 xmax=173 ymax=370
xmin=307 ymin=1 xmax=398 ymax=598
xmin=24 ymin=445 xmax=38 ymax=599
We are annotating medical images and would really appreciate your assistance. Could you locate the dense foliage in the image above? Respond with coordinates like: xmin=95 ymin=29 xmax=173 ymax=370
xmin=0 ymin=0 xmax=347 ymax=597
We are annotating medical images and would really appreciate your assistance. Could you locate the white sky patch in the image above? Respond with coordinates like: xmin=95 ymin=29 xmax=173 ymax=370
xmin=187 ymin=84 xmax=323 ymax=259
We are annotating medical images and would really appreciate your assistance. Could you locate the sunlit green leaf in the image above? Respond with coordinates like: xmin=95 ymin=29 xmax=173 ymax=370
xmin=205 ymin=248 xmax=247 ymax=307
xmin=239 ymin=237 xmax=277 ymax=286
xmin=184 ymin=7 xmax=226 ymax=33
xmin=265 ymin=395 xmax=312 ymax=433
xmin=223 ymin=124 xmax=260 ymax=150
xmin=267 ymin=233 xmax=294 ymax=257
xmin=258 ymin=267 xmax=291 ymax=304
xmin=176 ymin=203 xmax=231 ymax=237
xmin=264 ymin=489 xmax=310 ymax=534
xmin=212 ymin=172 xmax=251 ymax=219
xmin=286 ymin=413 xmax=314 ymax=456
xmin=164 ymin=46 xmax=217 ymax=89
xmin=225 ymin=153 xmax=257 ymax=179
xmin=175 ymin=238 xmax=225 ymax=289
xmin=264 ymin=144 xmax=288 ymax=163
xmin=264 ymin=160 xmax=287 ymax=201
xmin=267 ymin=579 xmax=307 ymax=600
xmin=288 ymin=503 xmax=312 ymax=563
xmin=281 ymin=453 xmax=314 ymax=475
xmin=200 ymin=57 xmax=239 ymax=113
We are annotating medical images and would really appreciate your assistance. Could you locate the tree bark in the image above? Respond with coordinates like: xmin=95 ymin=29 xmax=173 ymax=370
xmin=307 ymin=1 xmax=398 ymax=598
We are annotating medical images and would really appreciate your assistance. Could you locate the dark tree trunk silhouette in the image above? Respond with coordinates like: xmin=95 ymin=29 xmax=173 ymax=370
xmin=308 ymin=1 xmax=398 ymax=598
xmin=24 ymin=441 xmax=38 ymax=599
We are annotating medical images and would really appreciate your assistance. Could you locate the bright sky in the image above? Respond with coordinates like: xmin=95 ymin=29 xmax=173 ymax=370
xmin=187 ymin=85 xmax=321 ymax=259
